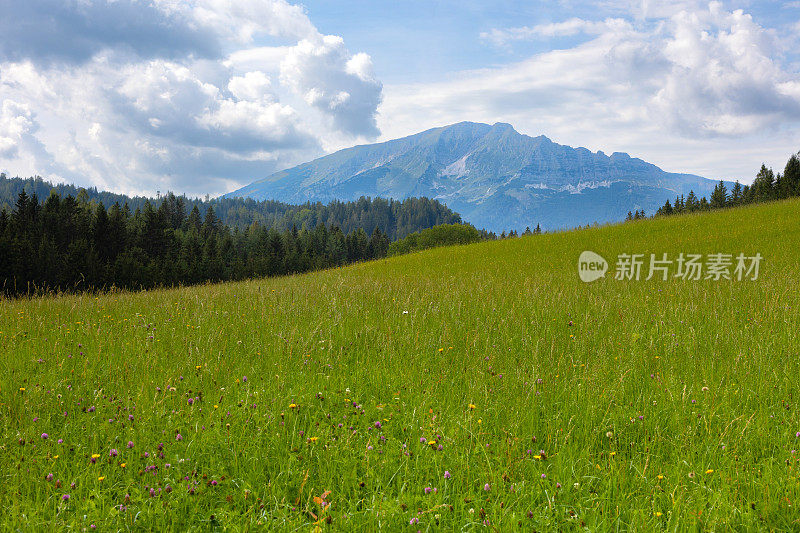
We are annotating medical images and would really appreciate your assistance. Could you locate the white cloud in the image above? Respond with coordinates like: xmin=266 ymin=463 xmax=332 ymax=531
xmin=0 ymin=100 xmax=35 ymax=157
xmin=480 ymin=18 xmax=618 ymax=46
xmin=0 ymin=0 xmax=383 ymax=196
xmin=280 ymin=35 xmax=382 ymax=137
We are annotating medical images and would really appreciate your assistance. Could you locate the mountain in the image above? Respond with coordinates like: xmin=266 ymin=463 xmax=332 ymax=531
xmin=226 ymin=122 xmax=732 ymax=232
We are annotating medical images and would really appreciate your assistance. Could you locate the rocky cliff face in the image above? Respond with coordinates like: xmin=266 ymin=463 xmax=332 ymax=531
xmin=226 ymin=121 xmax=728 ymax=231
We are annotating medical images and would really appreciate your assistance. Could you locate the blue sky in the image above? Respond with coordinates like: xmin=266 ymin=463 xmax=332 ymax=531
xmin=1 ymin=0 xmax=799 ymax=196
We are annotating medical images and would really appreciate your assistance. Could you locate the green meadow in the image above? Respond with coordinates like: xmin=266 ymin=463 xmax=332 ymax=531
xmin=2 ymin=198 xmax=800 ymax=531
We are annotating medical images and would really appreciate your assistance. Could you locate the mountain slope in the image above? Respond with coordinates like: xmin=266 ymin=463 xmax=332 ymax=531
xmin=5 ymin=198 xmax=800 ymax=529
xmin=226 ymin=121 xmax=730 ymax=231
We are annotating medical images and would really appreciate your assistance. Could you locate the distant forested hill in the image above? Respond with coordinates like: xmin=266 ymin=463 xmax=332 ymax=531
xmin=0 ymin=174 xmax=461 ymax=241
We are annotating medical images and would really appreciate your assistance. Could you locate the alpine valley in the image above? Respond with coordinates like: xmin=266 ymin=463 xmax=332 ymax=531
xmin=227 ymin=122 xmax=731 ymax=232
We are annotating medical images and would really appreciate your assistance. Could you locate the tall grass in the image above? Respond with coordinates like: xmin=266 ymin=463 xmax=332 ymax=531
xmin=1 ymin=199 xmax=799 ymax=530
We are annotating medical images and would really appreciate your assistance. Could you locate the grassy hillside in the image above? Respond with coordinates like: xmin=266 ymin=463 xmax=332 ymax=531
xmin=2 ymin=199 xmax=800 ymax=530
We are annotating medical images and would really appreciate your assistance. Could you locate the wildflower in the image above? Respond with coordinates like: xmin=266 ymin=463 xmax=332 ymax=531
xmin=120 ymin=463 xmax=126 ymax=468
xmin=424 ymin=487 xmax=432 ymax=494
xmin=705 ymin=469 xmax=714 ymax=474
xmin=657 ymin=474 xmax=664 ymax=480
xmin=655 ymin=511 xmax=663 ymax=517
xmin=127 ymin=441 xmax=134 ymax=448
xmin=606 ymin=431 xmax=613 ymax=438
xmin=688 ymin=472 xmax=696 ymax=478
xmin=98 ymin=476 xmax=105 ymax=482
xmin=110 ymin=449 xmax=118 ymax=457
xmin=420 ymin=437 xmax=426 ymax=444
xmin=541 ymin=474 xmax=546 ymax=479
xmin=19 ymin=388 xmax=24 ymax=392
xmin=188 ymin=398 xmax=194 ymax=405
xmin=57 ymin=439 xmax=63 ymax=444
xmin=444 ymin=471 xmax=451 ymax=479
xmin=308 ymin=437 xmax=319 ymax=443
xmin=289 ymin=403 xmax=297 ymax=409
xmin=211 ymin=480 xmax=218 ymax=486
xmin=374 ymin=421 xmax=382 ymax=429
xmin=243 ymin=376 xmax=248 ymax=382
xmin=484 ymin=483 xmax=490 ymax=491
xmin=701 ymin=386 xmax=709 ymax=392
xmin=46 ymin=473 xmax=53 ymax=481
xmin=556 ymin=482 xmax=561 ymax=489
xmin=409 ymin=517 xmax=419 ymax=525
xmin=176 ymin=434 xmax=183 ymax=441
xmin=469 ymin=404 xmax=476 ymax=410
xmin=62 ymin=494 xmax=70 ymax=501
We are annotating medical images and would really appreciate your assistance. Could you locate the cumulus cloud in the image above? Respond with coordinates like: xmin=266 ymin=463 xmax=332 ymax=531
xmin=381 ymin=1 xmax=800 ymax=180
xmin=280 ymin=36 xmax=382 ymax=137
xmin=0 ymin=100 xmax=36 ymax=157
xmin=0 ymin=0 xmax=220 ymax=65
xmin=0 ymin=0 xmax=383 ymax=196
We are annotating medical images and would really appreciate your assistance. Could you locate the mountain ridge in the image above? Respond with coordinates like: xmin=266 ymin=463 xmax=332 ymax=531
xmin=226 ymin=121 xmax=730 ymax=231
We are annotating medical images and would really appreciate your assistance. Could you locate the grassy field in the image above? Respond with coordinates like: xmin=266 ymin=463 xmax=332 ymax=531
xmin=2 ymin=199 xmax=800 ymax=531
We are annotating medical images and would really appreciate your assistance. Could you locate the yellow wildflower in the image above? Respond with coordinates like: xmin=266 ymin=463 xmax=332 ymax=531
xmin=98 ymin=476 xmax=105 ymax=482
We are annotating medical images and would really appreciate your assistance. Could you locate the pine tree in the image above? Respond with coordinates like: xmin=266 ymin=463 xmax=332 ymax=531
xmin=784 ymin=154 xmax=800 ymax=196
xmin=752 ymin=164 xmax=775 ymax=202
xmin=710 ymin=180 xmax=728 ymax=208
xmin=685 ymin=191 xmax=699 ymax=212
xmin=730 ymin=181 xmax=743 ymax=205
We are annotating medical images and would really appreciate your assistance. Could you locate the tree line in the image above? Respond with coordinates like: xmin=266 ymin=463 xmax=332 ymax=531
xmin=0 ymin=188 xmax=472 ymax=296
xmin=653 ymin=152 xmax=800 ymax=217
xmin=0 ymin=174 xmax=461 ymax=241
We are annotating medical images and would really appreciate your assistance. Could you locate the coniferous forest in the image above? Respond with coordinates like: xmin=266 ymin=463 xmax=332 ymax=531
xmin=652 ymin=153 xmax=800 ymax=217
xmin=0 ymin=177 xmax=469 ymax=296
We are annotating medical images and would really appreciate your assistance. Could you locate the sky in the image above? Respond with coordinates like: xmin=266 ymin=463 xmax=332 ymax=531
xmin=0 ymin=0 xmax=799 ymax=197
